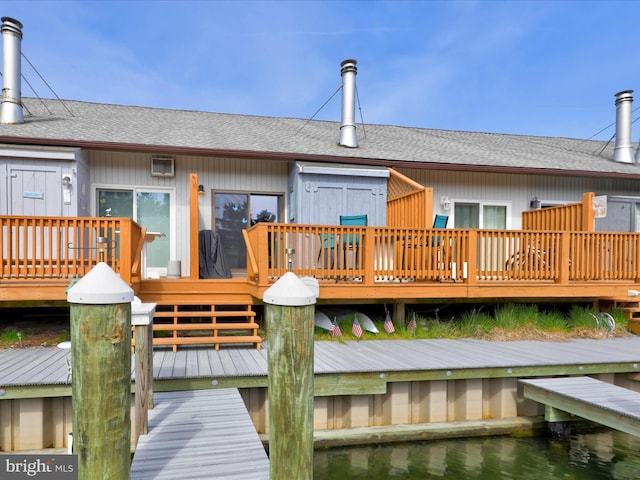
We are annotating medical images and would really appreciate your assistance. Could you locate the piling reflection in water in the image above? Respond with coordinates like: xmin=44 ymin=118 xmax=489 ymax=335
xmin=313 ymin=429 xmax=640 ymax=479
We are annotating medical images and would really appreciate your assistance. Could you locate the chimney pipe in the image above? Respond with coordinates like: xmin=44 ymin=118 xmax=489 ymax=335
xmin=0 ymin=17 xmax=24 ymax=125
xmin=338 ymin=59 xmax=358 ymax=148
xmin=613 ymin=90 xmax=634 ymax=164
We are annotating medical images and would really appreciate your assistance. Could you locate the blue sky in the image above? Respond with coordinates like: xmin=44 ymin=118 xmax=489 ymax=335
xmin=3 ymin=0 xmax=640 ymax=141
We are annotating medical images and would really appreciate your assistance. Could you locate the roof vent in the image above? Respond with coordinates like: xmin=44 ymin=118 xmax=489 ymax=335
xmin=0 ymin=17 xmax=24 ymax=125
xmin=338 ymin=59 xmax=358 ymax=148
xmin=613 ymin=90 xmax=635 ymax=164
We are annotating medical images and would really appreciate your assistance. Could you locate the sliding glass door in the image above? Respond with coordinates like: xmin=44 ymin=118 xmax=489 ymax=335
xmin=214 ymin=192 xmax=280 ymax=271
xmin=97 ymin=188 xmax=172 ymax=277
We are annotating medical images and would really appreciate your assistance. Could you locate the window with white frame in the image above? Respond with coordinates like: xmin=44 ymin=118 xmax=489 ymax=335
xmin=453 ymin=202 xmax=508 ymax=229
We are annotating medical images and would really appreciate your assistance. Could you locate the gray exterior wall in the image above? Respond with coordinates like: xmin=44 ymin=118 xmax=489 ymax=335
xmin=88 ymin=150 xmax=289 ymax=276
xmin=400 ymin=167 xmax=640 ymax=230
xmin=0 ymin=146 xmax=88 ymax=217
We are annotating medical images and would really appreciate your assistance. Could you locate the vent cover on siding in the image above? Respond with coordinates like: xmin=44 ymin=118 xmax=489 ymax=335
xmin=151 ymin=156 xmax=175 ymax=177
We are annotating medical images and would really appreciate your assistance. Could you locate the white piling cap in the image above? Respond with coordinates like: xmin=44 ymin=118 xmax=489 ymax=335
xmin=67 ymin=262 xmax=134 ymax=304
xmin=263 ymin=271 xmax=318 ymax=306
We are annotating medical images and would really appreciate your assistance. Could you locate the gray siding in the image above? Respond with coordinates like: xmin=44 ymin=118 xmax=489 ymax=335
xmin=401 ymin=168 xmax=640 ymax=229
xmin=89 ymin=151 xmax=289 ymax=276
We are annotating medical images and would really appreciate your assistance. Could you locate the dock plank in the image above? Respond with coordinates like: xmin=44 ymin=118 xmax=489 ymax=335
xmin=130 ymin=388 xmax=268 ymax=479
xmin=3 ymin=337 xmax=640 ymax=389
xmin=520 ymin=376 xmax=640 ymax=437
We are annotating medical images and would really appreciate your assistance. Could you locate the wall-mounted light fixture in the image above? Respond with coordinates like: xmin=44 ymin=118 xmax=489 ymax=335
xmin=530 ymin=197 xmax=542 ymax=210
xmin=198 ymin=185 xmax=205 ymax=195
xmin=440 ymin=196 xmax=451 ymax=210
xmin=62 ymin=174 xmax=72 ymax=205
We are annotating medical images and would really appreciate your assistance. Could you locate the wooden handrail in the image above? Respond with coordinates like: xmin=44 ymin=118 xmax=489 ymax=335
xmin=245 ymin=223 xmax=640 ymax=286
xmin=242 ymin=229 xmax=259 ymax=282
xmin=522 ymin=192 xmax=595 ymax=232
xmin=387 ymin=169 xmax=432 ymax=228
xmin=3 ymin=215 xmax=638 ymax=288
xmin=131 ymin=227 xmax=148 ymax=281
xmin=0 ymin=215 xmax=143 ymax=284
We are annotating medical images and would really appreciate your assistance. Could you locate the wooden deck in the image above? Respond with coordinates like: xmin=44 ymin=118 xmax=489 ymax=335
xmin=520 ymin=376 xmax=640 ymax=437
xmin=130 ymin=389 xmax=269 ymax=480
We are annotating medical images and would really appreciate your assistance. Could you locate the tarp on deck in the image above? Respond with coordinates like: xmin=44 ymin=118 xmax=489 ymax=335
xmin=198 ymin=230 xmax=232 ymax=279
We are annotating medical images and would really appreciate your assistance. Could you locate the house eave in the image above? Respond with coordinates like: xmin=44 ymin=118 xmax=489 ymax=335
xmin=1 ymin=135 xmax=640 ymax=180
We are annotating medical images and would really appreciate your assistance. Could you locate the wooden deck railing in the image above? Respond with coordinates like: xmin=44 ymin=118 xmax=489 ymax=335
xmin=386 ymin=169 xmax=433 ymax=228
xmin=0 ymin=216 xmax=145 ymax=284
xmin=245 ymin=223 xmax=640 ymax=286
xmin=522 ymin=192 xmax=595 ymax=231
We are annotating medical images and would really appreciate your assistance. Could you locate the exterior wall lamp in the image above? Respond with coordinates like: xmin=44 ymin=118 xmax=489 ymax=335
xmin=198 ymin=185 xmax=205 ymax=195
xmin=440 ymin=196 xmax=451 ymax=210
xmin=62 ymin=174 xmax=72 ymax=205
xmin=530 ymin=197 xmax=542 ymax=210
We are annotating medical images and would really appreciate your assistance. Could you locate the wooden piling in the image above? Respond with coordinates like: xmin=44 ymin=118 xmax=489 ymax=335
xmin=67 ymin=263 xmax=134 ymax=480
xmin=132 ymin=301 xmax=156 ymax=443
xmin=264 ymin=273 xmax=318 ymax=480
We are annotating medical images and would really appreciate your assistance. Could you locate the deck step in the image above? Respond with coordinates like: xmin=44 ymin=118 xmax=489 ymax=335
xmin=133 ymin=302 xmax=261 ymax=351
xmin=606 ymin=299 xmax=640 ymax=327
xmin=152 ymin=335 xmax=263 ymax=346
xmin=154 ymin=310 xmax=256 ymax=318
xmin=153 ymin=322 xmax=260 ymax=331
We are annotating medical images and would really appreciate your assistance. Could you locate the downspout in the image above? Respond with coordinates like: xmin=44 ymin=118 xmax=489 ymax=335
xmin=338 ymin=59 xmax=358 ymax=148
xmin=613 ymin=90 xmax=634 ymax=164
xmin=0 ymin=17 xmax=24 ymax=125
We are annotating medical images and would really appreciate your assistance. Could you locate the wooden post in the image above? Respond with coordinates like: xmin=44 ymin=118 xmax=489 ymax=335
xmin=67 ymin=262 xmax=134 ymax=480
xmin=394 ymin=302 xmax=406 ymax=328
xmin=582 ymin=192 xmax=595 ymax=232
xmin=263 ymin=273 xmax=318 ymax=480
xmin=557 ymin=231 xmax=571 ymax=284
xmin=131 ymin=300 xmax=156 ymax=443
xmin=189 ymin=173 xmax=199 ymax=280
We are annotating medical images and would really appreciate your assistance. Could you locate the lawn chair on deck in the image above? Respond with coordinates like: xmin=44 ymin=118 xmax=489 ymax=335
xmin=431 ymin=214 xmax=449 ymax=275
xmin=433 ymin=214 xmax=449 ymax=229
xmin=340 ymin=214 xmax=367 ymax=268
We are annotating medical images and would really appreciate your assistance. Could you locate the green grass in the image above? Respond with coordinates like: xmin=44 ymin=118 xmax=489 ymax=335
xmin=0 ymin=329 xmax=22 ymax=343
xmin=314 ymin=304 xmax=630 ymax=342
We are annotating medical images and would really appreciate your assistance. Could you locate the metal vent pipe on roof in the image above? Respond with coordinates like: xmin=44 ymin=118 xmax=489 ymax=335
xmin=338 ymin=59 xmax=358 ymax=148
xmin=0 ymin=17 xmax=24 ymax=125
xmin=613 ymin=90 xmax=634 ymax=164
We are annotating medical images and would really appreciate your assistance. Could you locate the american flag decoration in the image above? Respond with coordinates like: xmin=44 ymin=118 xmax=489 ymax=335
xmin=407 ymin=311 xmax=417 ymax=333
xmin=383 ymin=312 xmax=395 ymax=334
xmin=352 ymin=316 xmax=363 ymax=338
xmin=330 ymin=318 xmax=342 ymax=338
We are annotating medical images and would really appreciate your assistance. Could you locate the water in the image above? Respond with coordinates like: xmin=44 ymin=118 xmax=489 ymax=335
xmin=313 ymin=429 xmax=640 ymax=479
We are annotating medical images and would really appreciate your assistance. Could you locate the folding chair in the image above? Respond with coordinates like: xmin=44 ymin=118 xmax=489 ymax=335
xmin=430 ymin=214 xmax=449 ymax=273
xmin=431 ymin=214 xmax=449 ymax=245
xmin=340 ymin=214 xmax=367 ymax=268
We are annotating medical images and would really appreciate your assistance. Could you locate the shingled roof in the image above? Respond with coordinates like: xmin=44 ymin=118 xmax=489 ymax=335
xmin=0 ymin=97 xmax=638 ymax=179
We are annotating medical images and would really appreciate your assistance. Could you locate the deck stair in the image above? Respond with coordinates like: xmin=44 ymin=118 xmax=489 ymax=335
xmin=148 ymin=302 xmax=262 ymax=352
xmin=606 ymin=298 xmax=640 ymax=334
